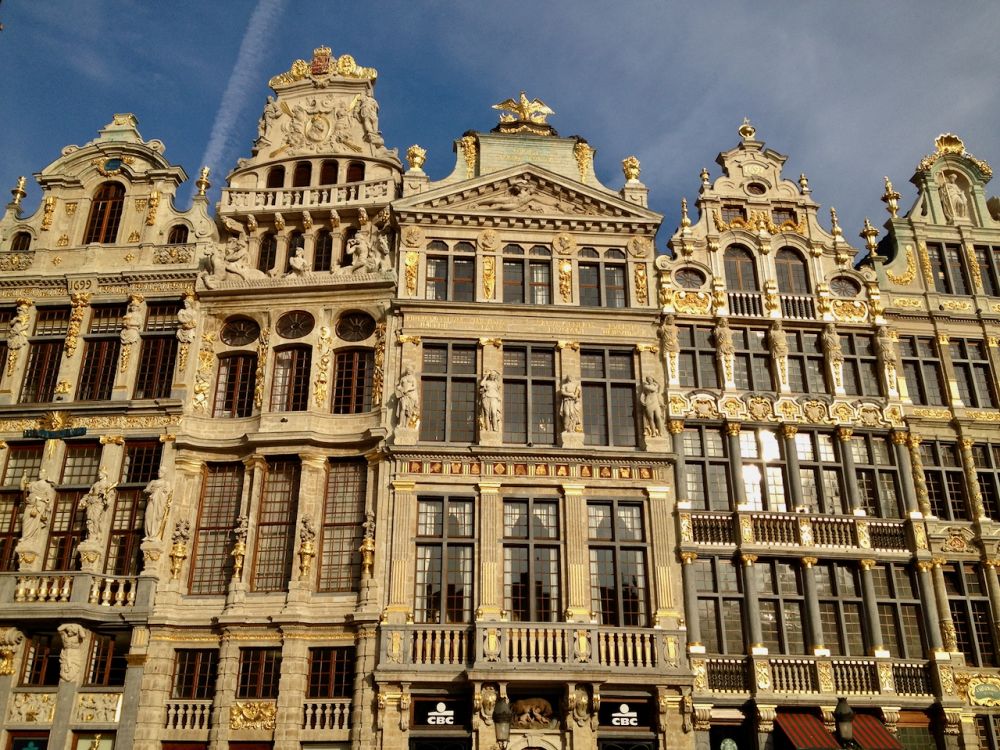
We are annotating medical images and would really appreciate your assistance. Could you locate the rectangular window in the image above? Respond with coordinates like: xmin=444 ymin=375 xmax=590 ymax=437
xmin=795 ymin=431 xmax=845 ymax=514
xmin=318 ymin=461 xmax=366 ymax=593
xmin=731 ymin=327 xmax=772 ymax=391
xmin=975 ymin=245 xmax=1000 ymax=297
xmin=85 ymin=632 xmax=128 ymax=686
xmin=587 ymin=500 xmax=648 ymax=627
xmin=0 ymin=444 xmax=43 ymax=571
xmin=332 ymin=349 xmax=373 ymax=414
xmin=251 ymin=458 xmax=300 ymax=592
xmin=682 ymin=427 xmax=730 ymax=511
xmin=190 ymin=463 xmax=244 ymax=595
xmin=927 ymin=242 xmax=970 ymax=295
xmin=581 ymin=349 xmax=637 ymax=447
xmin=502 ymin=345 xmax=556 ymax=445
xmin=676 ymin=325 xmax=719 ymax=389
xmin=579 ymin=259 xmax=628 ymax=308
xmin=237 ymin=647 xmax=281 ymax=699
xmin=946 ymin=563 xmax=998 ymax=667
xmin=21 ymin=633 xmax=61 ymax=686
xmin=950 ymin=338 xmax=998 ymax=408
xmin=786 ymin=330 xmax=826 ymax=394
xmin=270 ymin=347 xmax=311 ymax=412
xmin=172 ymin=649 xmax=218 ymax=699
xmin=920 ymin=440 xmax=968 ymax=521
xmin=414 ymin=496 xmax=474 ymax=624
xmin=307 ymin=646 xmax=356 ymax=699
xmin=739 ymin=429 xmax=786 ymax=512
xmin=816 ymin=562 xmax=866 ymax=656
xmin=974 ymin=443 xmax=1000 ymax=521
xmin=20 ymin=307 xmax=69 ymax=403
xmin=871 ymin=563 xmax=924 ymax=658
xmin=45 ymin=443 xmax=100 ymax=571
xmin=839 ymin=332 xmax=881 ymax=397
xmin=420 ymin=343 xmax=477 ymax=442
xmin=503 ymin=498 xmax=561 ymax=622
xmin=850 ymin=434 xmax=902 ymax=518
xmin=693 ymin=557 xmax=744 ymax=654
xmin=134 ymin=301 xmax=180 ymax=400
xmin=899 ymin=336 xmax=947 ymax=406
xmin=77 ymin=304 xmax=124 ymax=401
xmin=425 ymin=243 xmax=474 ymax=301
xmin=502 ymin=258 xmax=525 ymax=304
xmin=756 ymin=559 xmax=806 ymax=654
xmin=105 ymin=441 xmax=162 ymax=576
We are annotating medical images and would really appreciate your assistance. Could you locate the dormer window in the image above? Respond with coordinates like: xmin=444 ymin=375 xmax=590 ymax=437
xmin=721 ymin=204 xmax=746 ymax=224
xmin=84 ymin=182 xmax=126 ymax=244
xmin=772 ymin=207 xmax=797 ymax=227
xmin=167 ymin=225 xmax=189 ymax=244
xmin=10 ymin=232 xmax=31 ymax=252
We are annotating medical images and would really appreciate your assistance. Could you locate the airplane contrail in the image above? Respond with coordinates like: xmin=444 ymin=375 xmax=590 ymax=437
xmin=199 ymin=0 xmax=288 ymax=178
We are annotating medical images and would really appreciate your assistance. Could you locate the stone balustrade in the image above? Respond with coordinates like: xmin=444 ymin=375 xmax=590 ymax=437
xmin=164 ymin=700 xmax=213 ymax=731
xmin=0 ymin=572 xmax=153 ymax=619
xmin=302 ymin=699 xmax=352 ymax=732
xmin=220 ymin=178 xmax=396 ymax=215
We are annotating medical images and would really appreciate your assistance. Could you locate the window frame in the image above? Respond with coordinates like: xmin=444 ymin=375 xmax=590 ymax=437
xmin=899 ymin=335 xmax=947 ymax=406
xmin=237 ymin=647 xmax=282 ymax=699
xmin=950 ymin=338 xmax=998 ymax=408
xmin=250 ymin=458 xmax=300 ymax=593
xmin=307 ymin=646 xmax=356 ymax=699
xmin=213 ymin=352 xmax=257 ymax=418
xmin=724 ymin=245 xmax=759 ymax=291
xmin=586 ymin=499 xmax=649 ymax=627
xmin=419 ymin=342 xmax=477 ymax=443
xmin=83 ymin=182 xmax=126 ymax=245
xmin=189 ymin=463 xmax=244 ymax=595
xmin=501 ymin=344 xmax=556 ymax=445
xmin=317 ymin=461 xmax=366 ymax=593
xmin=580 ymin=347 xmax=638 ymax=447
xmin=332 ymin=348 xmax=373 ymax=415
xmin=172 ymin=648 xmax=219 ymax=700
xmin=414 ymin=495 xmax=475 ymax=624
xmin=270 ymin=345 xmax=311 ymax=412
xmin=774 ymin=247 xmax=810 ymax=294
xmin=502 ymin=497 xmax=562 ymax=622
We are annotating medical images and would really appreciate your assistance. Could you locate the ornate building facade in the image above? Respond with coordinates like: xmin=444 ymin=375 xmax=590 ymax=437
xmin=0 ymin=44 xmax=997 ymax=750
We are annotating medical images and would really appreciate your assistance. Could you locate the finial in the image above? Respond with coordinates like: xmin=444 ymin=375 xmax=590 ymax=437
xmin=195 ymin=167 xmax=211 ymax=197
xmin=492 ymin=91 xmax=554 ymax=124
xmin=799 ymin=173 xmax=810 ymax=194
xmin=622 ymin=155 xmax=641 ymax=182
xmin=880 ymin=176 xmax=900 ymax=218
xmin=700 ymin=168 xmax=710 ymax=188
xmin=738 ymin=117 xmax=756 ymax=141
xmin=10 ymin=176 xmax=26 ymax=207
xmin=860 ymin=217 xmax=879 ymax=252
xmin=830 ymin=207 xmax=842 ymax=238
xmin=680 ymin=198 xmax=691 ymax=228
xmin=934 ymin=133 xmax=965 ymax=155
xmin=406 ymin=144 xmax=427 ymax=171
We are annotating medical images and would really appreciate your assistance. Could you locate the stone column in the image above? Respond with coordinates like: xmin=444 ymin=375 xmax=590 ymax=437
xmin=670 ymin=420 xmax=687 ymax=502
xmin=207 ymin=630 xmax=243 ymax=750
xmin=558 ymin=342 xmax=583 ymax=449
xmin=741 ymin=554 xmax=764 ymax=653
xmin=351 ymin=626 xmax=378 ymax=749
xmin=116 ymin=628 xmax=148 ymax=750
xmin=782 ymin=425 xmax=805 ymax=511
xmin=890 ymin=431 xmax=920 ymax=516
xmin=562 ymin=484 xmax=590 ymax=621
xmin=680 ymin=552 xmax=703 ymax=651
xmin=272 ymin=230 xmax=290 ymax=278
xmin=0 ymin=298 xmax=34 ymax=405
xmin=648 ymin=484 xmax=676 ymax=627
xmin=385 ymin=480 xmax=416 ymax=623
xmin=478 ymin=338 xmax=503 ymax=447
xmin=726 ymin=423 xmax=748 ymax=510
xmin=931 ymin=558 xmax=959 ymax=653
xmin=859 ymin=559 xmax=887 ymax=656
xmin=983 ymin=560 xmax=1000 ymax=635
xmin=837 ymin=427 xmax=863 ymax=514
xmin=133 ymin=634 xmax=177 ymax=750
xmin=477 ymin=481 xmax=503 ymax=620
xmin=909 ymin=434 xmax=933 ymax=517
xmin=273 ymin=630 xmax=309 ymax=750
xmin=959 ymin=438 xmax=987 ymax=520
xmin=916 ymin=561 xmax=944 ymax=652
xmin=286 ymin=453 xmax=327 ymax=607
xmin=799 ymin=556 xmax=824 ymax=654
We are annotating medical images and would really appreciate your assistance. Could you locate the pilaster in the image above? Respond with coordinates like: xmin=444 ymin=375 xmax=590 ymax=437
xmin=476 ymin=482 xmax=503 ymax=620
xmin=562 ymin=484 xmax=589 ymax=621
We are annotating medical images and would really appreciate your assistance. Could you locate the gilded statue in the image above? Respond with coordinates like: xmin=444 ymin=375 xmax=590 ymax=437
xmin=492 ymin=91 xmax=554 ymax=124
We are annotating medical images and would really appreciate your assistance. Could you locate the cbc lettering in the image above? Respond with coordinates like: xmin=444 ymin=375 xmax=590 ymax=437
xmin=611 ymin=703 xmax=638 ymax=726
xmin=427 ymin=702 xmax=455 ymax=725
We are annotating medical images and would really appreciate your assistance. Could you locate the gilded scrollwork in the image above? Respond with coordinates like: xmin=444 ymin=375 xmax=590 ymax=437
xmin=634 ymin=263 xmax=648 ymax=305
xmin=65 ymin=293 xmax=91 ymax=358
xmin=371 ymin=321 xmax=386 ymax=406
xmin=573 ymin=141 xmax=593 ymax=182
xmin=482 ymin=256 xmax=496 ymax=299
xmin=230 ymin=701 xmax=277 ymax=731
xmin=192 ymin=331 xmax=216 ymax=414
xmin=404 ymin=251 xmax=418 ymax=296
xmin=313 ymin=325 xmax=333 ymax=408
xmin=254 ymin=328 xmax=270 ymax=409
xmin=558 ymin=259 xmax=573 ymax=303
xmin=459 ymin=134 xmax=477 ymax=178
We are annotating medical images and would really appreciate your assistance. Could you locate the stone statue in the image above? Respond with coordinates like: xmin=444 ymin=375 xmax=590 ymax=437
xmin=511 ymin=697 xmax=555 ymax=729
xmin=286 ymin=246 xmax=312 ymax=276
xmin=640 ymin=376 xmax=665 ymax=438
xmin=559 ymin=376 xmax=582 ymax=433
xmin=57 ymin=623 xmax=86 ymax=683
xmin=768 ymin=320 xmax=788 ymax=359
xmin=714 ymin=317 xmax=734 ymax=357
xmin=18 ymin=473 xmax=55 ymax=552
xmin=337 ymin=227 xmax=390 ymax=276
xmin=120 ymin=298 xmax=143 ymax=347
xmin=479 ymin=370 xmax=502 ymax=432
xmin=571 ymin=686 xmax=590 ymax=726
xmin=200 ymin=217 xmax=265 ymax=288
xmin=300 ymin=514 xmax=317 ymax=544
xmin=143 ymin=467 xmax=172 ymax=541
xmin=7 ymin=306 xmax=29 ymax=353
xmin=176 ymin=294 xmax=197 ymax=345
xmin=938 ymin=172 xmax=969 ymax=222
xmin=395 ymin=367 xmax=419 ymax=428
xmin=356 ymin=91 xmax=384 ymax=147
xmin=876 ymin=326 xmax=897 ymax=367
xmin=257 ymin=95 xmax=280 ymax=143
xmin=822 ymin=323 xmax=844 ymax=365
xmin=80 ymin=470 xmax=116 ymax=543
xmin=659 ymin=314 xmax=680 ymax=356
xmin=479 ymin=685 xmax=498 ymax=725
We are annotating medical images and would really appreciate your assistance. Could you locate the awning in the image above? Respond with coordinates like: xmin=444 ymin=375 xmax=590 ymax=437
xmin=853 ymin=714 xmax=904 ymax=750
xmin=775 ymin=713 xmax=840 ymax=750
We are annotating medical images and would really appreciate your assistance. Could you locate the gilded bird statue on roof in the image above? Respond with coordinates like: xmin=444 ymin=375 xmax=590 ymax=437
xmin=493 ymin=91 xmax=554 ymax=124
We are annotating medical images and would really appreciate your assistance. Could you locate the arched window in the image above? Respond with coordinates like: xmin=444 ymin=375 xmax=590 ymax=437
xmin=271 ymin=345 xmax=311 ymax=412
xmin=346 ymin=161 xmax=365 ymax=183
xmin=10 ymin=232 xmax=31 ymax=252
xmin=84 ymin=183 xmax=126 ymax=244
xmin=167 ymin=225 xmax=189 ymax=245
xmin=258 ymin=233 xmax=277 ymax=272
xmin=292 ymin=162 xmax=312 ymax=188
xmin=332 ymin=348 xmax=373 ymax=414
xmin=213 ymin=352 xmax=257 ymax=418
xmin=266 ymin=166 xmax=285 ymax=189
xmin=724 ymin=245 xmax=758 ymax=291
xmin=319 ymin=160 xmax=338 ymax=185
xmin=775 ymin=247 xmax=810 ymax=294
xmin=314 ymin=230 xmax=334 ymax=272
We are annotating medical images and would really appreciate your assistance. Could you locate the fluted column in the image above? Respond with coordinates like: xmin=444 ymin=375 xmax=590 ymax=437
xmin=931 ymin=558 xmax=959 ymax=652
xmin=647 ymin=484 xmax=675 ymax=626
xmin=477 ymin=481 xmax=503 ymax=620
xmin=837 ymin=427 xmax=862 ymax=514
xmin=890 ymin=431 xmax=920 ymax=516
xmin=385 ymin=480 xmax=416 ymax=623
xmin=727 ymin=422 xmax=747 ymax=509
xmin=799 ymin=556 xmax=824 ymax=654
xmin=859 ymin=559 xmax=887 ymax=656
xmin=680 ymin=552 xmax=703 ymax=652
xmin=983 ymin=559 xmax=1000 ymax=635
xmin=741 ymin=554 xmax=764 ymax=653
xmin=782 ymin=425 xmax=805 ymax=511
xmin=916 ymin=561 xmax=944 ymax=652
xmin=562 ymin=484 xmax=590 ymax=621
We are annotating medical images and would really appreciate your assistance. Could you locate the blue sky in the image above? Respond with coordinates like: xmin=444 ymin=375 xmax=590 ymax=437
xmin=1 ymin=1 xmax=998 ymax=250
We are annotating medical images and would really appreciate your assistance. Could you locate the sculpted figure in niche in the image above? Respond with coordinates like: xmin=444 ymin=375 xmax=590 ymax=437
xmin=938 ymin=172 xmax=969 ymax=222
xmin=80 ymin=469 xmax=116 ymax=543
xmin=18 ymin=472 xmax=55 ymax=550
xmin=511 ymin=697 xmax=555 ymax=729
xmin=57 ymin=623 xmax=86 ymax=683
xmin=338 ymin=229 xmax=390 ymax=275
xmin=395 ymin=366 xmax=419 ymax=428
xmin=768 ymin=320 xmax=788 ymax=359
xmin=176 ymin=294 xmax=197 ymax=345
xmin=474 ymin=177 xmax=564 ymax=213
xmin=659 ymin=314 xmax=680 ymax=357
xmin=714 ymin=317 xmax=734 ymax=358
xmin=560 ymin=376 xmax=582 ymax=433
xmin=286 ymin=246 xmax=312 ymax=277
xmin=640 ymin=376 xmax=665 ymax=438
xmin=876 ymin=326 xmax=897 ymax=367
xmin=822 ymin=323 xmax=844 ymax=365
xmin=120 ymin=298 xmax=143 ymax=348
xmin=479 ymin=370 xmax=502 ymax=432
xmin=7 ymin=307 xmax=28 ymax=353
xmin=143 ymin=467 xmax=172 ymax=541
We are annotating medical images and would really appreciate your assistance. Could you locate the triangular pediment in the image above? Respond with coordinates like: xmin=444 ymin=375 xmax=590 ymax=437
xmin=394 ymin=164 xmax=661 ymax=223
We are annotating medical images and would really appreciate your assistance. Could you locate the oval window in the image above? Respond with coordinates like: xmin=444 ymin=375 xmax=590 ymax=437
xmin=276 ymin=310 xmax=315 ymax=339
xmin=336 ymin=311 xmax=376 ymax=342
xmin=830 ymin=276 xmax=861 ymax=297
xmin=675 ymin=268 xmax=707 ymax=289
xmin=220 ymin=317 xmax=260 ymax=346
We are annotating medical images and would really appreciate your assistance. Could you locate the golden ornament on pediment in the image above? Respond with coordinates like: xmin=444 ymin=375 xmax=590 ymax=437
xmin=622 ymin=155 xmax=641 ymax=181
xmin=668 ymin=395 xmax=689 ymax=415
xmin=459 ymin=135 xmax=477 ymax=178
xmin=406 ymin=144 xmax=426 ymax=170
xmin=747 ymin=396 xmax=773 ymax=421
xmin=230 ymin=701 xmax=277 ymax=731
xmin=886 ymin=244 xmax=916 ymax=285
xmin=831 ymin=299 xmax=868 ymax=322
xmin=573 ymin=140 xmax=594 ymax=183
xmin=634 ymin=264 xmax=648 ymax=305
xmin=492 ymin=91 xmax=554 ymax=125
xmin=969 ymin=411 xmax=1000 ymax=422
xmin=917 ymin=242 xmax=934 ymax=286
xmin=672 ymin=290 xmax=713 ymax=315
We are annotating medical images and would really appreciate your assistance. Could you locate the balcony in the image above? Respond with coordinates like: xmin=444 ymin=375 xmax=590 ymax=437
xmin=220 ymin=178 xmax=396 ymax=215
xmin=0 ymin=572 xmax=153 ymax=621
xmin=724 ymin=292 xmax=819 ymax=320
xmin=680 ymin=510 xmax=912 ymax=553
xmin=164 ymin=700 xmax=212 ymax=731
xmin=698 ymin=654 xmax=932 ymax=699
xmin=302 ymin=699 xmax=352 ymax=732
xmin=379 ymin=622 xmax=669 ymax=677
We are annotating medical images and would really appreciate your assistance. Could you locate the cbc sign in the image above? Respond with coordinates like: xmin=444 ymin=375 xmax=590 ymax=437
xmin=427 ymin=702 xmax=455 ymax=725
xmin=611 ymin=704 xmax=639 ymax=726
xmin=599 ymin=700 xmax=650 ymax=729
